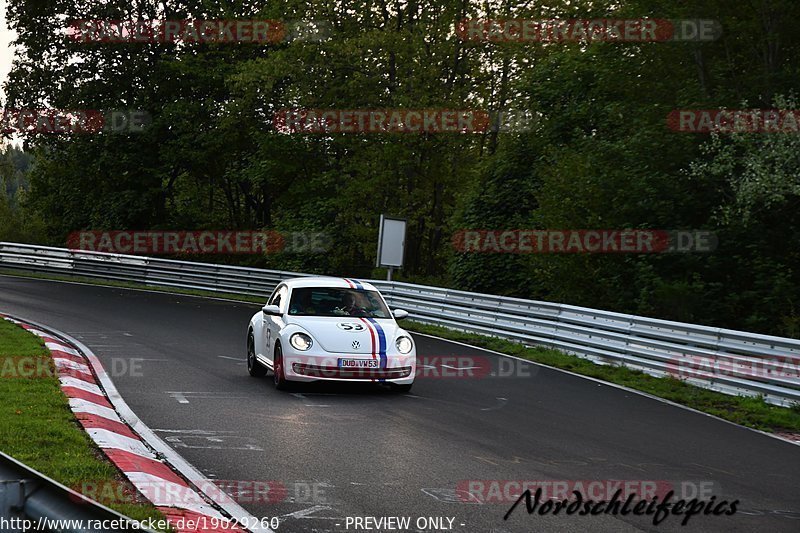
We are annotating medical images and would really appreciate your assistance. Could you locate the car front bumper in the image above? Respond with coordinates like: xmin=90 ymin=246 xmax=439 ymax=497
xmin=281 ymin=351 xmax=416 ymax=384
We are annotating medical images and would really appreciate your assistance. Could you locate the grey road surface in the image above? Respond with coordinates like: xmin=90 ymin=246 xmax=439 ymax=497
xmin=1 ymin=275 xmax=797 ymax=533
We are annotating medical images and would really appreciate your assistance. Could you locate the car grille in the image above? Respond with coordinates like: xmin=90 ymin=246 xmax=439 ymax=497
xmin=292 ymin=363 xmax=412 ymax=379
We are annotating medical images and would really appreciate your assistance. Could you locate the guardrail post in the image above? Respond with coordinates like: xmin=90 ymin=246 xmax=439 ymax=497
xmin=0 ymin=480 xmax=27 ymax=532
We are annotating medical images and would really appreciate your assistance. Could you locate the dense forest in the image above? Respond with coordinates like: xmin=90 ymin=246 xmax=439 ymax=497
xmin=1 ymin=0 xmax=799 ymax=337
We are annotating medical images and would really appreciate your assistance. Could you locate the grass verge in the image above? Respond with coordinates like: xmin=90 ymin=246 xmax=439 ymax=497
xmin=404 ymin=321 xmax=800 ymax=433
xmin=0 ymin=318 xmax=171 ymax=528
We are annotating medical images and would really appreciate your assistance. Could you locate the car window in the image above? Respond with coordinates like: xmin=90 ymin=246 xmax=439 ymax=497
xmin=288 ymin=287 xmax=390 ymax=318
xmin=269 ymin=285 xmax=287 ymax=310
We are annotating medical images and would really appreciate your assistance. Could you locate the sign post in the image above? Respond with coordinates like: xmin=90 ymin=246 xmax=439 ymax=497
xmin=376 ymin=215 xmax=406 ymax=281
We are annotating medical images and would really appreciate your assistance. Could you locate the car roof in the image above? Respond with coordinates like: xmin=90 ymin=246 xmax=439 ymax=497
xmin=279 ymin=276 xmax=379 ymax=292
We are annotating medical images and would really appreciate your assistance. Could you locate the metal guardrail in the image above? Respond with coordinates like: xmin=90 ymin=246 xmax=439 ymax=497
xmin=1 ymin=242 xmax=799 ymax=406
xmin=0 ymin=450 xmax=154 ymax=532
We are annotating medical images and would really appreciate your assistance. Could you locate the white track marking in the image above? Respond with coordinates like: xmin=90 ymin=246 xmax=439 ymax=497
xmin=53 ymin=358 xmax=92 ymax=373
xmin=156 ymin=429 xmax=265 ymax=452
xmin=24 ymin=327 xmax=51 ymax=337
xmin=126 ymin=472 xmax=225 ymax=516
xmin=169 ymin=392 xmax=189 ymax=404
xmin=480 ymin=397 xmax=508 ymax=411
xmin=153 ymin=429 xmax=238 ymax=434
xmin=280 ymin=505 xmax=336 ymax=519
xmin=421 ymin=487 xmax=482 ymax=504
xmin=45 ymin=341 xmax=80 ymax=355
xmin=68 ymin=398 xmax=120 ymax=421
xmin=59 ymin=376 xmax=103 ymax=394
xmin=86 ymin=428 xmax=156 ymax=458
xmin=166 ymin=391 xmax=250 ymax=404
xmin=162 ymin=435 xmax=265 ymax=452
xmin=440 ymin=364 xmax=482 ymax=370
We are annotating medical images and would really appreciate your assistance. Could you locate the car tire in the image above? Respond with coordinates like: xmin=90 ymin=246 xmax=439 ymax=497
xmin=391 ymin=383 xmax=413 ymax=393
xmin=247 ymin=332 xmax=267 ymax=377
xmin=273 ymin=343 xmax=289 ymax=390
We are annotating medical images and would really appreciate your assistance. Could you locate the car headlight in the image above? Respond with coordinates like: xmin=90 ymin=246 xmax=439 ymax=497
xmin=290 ymin=332 xmax=313 ymax=351
xmin=396 ymin=336 xmax=413 ymax=354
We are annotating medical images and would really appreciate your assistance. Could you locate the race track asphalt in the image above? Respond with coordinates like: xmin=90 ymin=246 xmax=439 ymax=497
xmin=1 ymin=274 xmax=798 ymax=533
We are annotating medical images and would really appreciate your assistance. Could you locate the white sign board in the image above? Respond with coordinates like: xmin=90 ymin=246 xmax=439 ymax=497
xmin=376 ymin=215 xmax=406 ymax=268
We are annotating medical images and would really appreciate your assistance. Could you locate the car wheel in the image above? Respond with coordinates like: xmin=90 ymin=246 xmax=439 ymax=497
xmin=392 ymin=383 xmax=413 ymax=393
xmin=273 ymin=343 xmax=289 ymax=390
xmin=247 ymin=333 xmax=267 ymax=377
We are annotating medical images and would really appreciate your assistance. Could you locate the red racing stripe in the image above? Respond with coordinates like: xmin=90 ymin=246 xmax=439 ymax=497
xmin=344 ymin=278 xmax=355 ymax=288
xmin=76 ymin=413 xmax=140 ymax=440
xmin=61 ymin=386 xmax=114 ymax=409
xmin=20 ymin=325 xmax=62 ymax=344
xmin=20 ymin=326 xmax=54 ymax=339
xmin=57 ymin=366 xmax=96 ymax=384
xmin=50 ymin=350 xmax=86 ymax=364
xmin=104 ymin=449 xmax=188 ymax=486
xmin=358 ymin=317 xmax=378 ymax=382
xmin=358 ymin=317 xmax=377 ymax=361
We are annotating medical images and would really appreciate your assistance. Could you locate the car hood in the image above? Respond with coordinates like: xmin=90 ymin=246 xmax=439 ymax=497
xmin=286 ymin=316 xmax=401 ymax=354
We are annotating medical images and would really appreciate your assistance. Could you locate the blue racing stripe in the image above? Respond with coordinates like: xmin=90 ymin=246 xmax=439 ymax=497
xmin=350 ymin=278 xmax=365 ymax=290
xmin=365 ymin=317 xmax=387 ymax=370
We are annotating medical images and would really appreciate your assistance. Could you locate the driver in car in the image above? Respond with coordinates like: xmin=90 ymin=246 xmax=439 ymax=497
xmin=343 ymin=292 xmax=369 ymax=316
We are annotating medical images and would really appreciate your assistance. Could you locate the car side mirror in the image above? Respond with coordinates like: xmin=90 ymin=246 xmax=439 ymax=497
xmin=392 ymin=309 xmax=409 ymax=320
xmin=262 ymin=304 xmax=282 ymax=316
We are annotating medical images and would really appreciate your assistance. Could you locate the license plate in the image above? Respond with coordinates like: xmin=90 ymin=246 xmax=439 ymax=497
xmin=339 ymin=358 xmax=379 ymax=369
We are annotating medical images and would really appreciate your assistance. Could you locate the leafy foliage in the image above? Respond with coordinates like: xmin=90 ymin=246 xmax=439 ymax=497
xmin=3 ymin=0 xmax=800 ymax=335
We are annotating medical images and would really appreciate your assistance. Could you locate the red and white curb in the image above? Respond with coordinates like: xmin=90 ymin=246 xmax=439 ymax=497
xmin=1 ymin=314 xmax=272 ymax=533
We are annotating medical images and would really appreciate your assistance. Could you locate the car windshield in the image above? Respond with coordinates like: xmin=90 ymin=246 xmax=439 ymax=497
xmin=288 ymin=287 xmax=391 ymax=318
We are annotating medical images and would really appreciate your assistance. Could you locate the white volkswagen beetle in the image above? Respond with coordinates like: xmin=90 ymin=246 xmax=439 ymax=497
xmin=247 ymin=277 xmax=416 ymax=392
